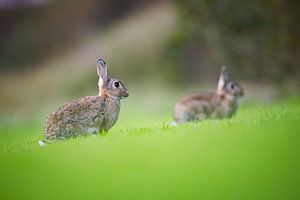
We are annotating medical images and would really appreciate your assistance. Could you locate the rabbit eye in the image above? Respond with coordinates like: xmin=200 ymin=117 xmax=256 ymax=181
xmin=113 ymin=81 xmax=120 ymax=88
xmin=231 ymin=84 xmax=235 ymax=89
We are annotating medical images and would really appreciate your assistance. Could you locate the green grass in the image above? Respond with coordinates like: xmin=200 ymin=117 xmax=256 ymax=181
xmin=0 ymin=98 xmax=300 ymax=200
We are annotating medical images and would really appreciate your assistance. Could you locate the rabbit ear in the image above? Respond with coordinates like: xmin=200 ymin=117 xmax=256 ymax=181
xmin=217 ymin=66 xmax=229 ymax=95
xmin=97 ymin=58 xmax=108 ymax=81
xmin=97 ymin=58 xmax=108 ymax=96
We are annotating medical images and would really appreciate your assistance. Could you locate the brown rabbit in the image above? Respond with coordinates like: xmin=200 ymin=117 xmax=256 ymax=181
xmin=173 ymin=66 xmax=244 ymax=124
xmin=43 ymin=58 xmax=128 ymax=141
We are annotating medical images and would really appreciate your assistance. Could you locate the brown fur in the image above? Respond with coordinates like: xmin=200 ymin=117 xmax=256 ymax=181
xmin=173 ymin=67 xmax=243 ymax=123
xmin=44 ymin=58 xmax=128 ymax=140
xmin=45 ymin=96 xmax=121 ymax=140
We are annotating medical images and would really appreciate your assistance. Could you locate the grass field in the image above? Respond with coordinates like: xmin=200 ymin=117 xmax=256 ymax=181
xmin=0 ymin=98 xmax=300 ymax=200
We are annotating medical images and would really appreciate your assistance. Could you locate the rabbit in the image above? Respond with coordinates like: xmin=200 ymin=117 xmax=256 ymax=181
xmin=43 ymin=58 xmax=129 ymax=141
xmin=173 ymin=66 xmax=244 ymax=124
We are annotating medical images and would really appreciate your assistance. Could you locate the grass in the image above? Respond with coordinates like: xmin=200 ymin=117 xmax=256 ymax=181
xmin=0 ymin=98 xmax=300 ymax=200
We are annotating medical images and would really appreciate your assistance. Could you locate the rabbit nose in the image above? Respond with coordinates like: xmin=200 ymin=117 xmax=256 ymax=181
xmin=123 ymin=90 xmax=129 ymax=97
xmin=240 ymin=89 xmax=244 ymax=97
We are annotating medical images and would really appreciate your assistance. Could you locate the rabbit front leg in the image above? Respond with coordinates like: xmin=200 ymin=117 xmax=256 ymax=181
xmin=87 ymin=127 xmax=99 ymax=135
xmin=87 ymin=127 xmax=109 ymax=135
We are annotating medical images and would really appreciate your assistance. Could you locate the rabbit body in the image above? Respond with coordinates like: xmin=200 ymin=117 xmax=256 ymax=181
xmin=174 ymin=92 xmax=238 ymax=123
xmin=44 ymin=58 xmax=128 ymax=141
xmin=45 ymin=95 xmax=120 ymax=140
xmin=173 ymin=67 xmax=243 ymax=124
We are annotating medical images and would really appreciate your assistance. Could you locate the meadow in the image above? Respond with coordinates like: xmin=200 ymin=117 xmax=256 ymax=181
xmin=1 ymin=1 xmax=299 ymax=199
xmin=0 ymin=97 xmax=299 ymax=200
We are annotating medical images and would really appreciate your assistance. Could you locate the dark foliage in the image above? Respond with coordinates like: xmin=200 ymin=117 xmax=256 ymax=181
xmin=169 ymin=0 xmax=300 ymax=85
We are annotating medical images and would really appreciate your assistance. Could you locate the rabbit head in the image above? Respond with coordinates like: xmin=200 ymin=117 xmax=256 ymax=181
xmin=97 ymin=58 xmax=129 ymax=99
xmin=217 ymin=66 xmax=244 ymax=98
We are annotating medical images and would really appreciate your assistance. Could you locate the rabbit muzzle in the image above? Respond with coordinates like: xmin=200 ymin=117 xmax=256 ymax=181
xmin=240 ymin=89 xmax=244 ymax=97
xmin=237 ymin=86 xmax=244 ymax=97
xmin=122 ymin=89 xmax=129 ymax=98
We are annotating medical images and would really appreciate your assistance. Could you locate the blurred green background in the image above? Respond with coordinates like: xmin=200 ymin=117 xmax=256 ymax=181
xmin=0 ymin=1 xmax=300 ymax=199
xmin=0 ymin=0 xmax=299 ymax=121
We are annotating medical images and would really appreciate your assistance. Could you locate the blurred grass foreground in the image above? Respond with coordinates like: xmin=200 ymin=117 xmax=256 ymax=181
xmin=0 ymin=0 xmax=300 ymax=199
xmin=0 ymin=99 xmax=300 ymax=199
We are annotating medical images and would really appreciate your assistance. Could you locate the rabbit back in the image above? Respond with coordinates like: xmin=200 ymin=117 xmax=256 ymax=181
xmin=45 ymin=96 xmax=120 ymax=140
